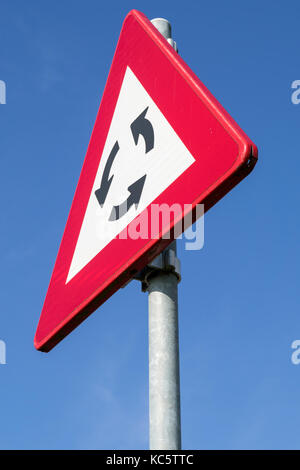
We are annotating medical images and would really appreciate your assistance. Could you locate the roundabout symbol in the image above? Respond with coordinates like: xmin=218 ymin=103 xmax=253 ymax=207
xmin=94 ymin=106 xmax=154 ymax=221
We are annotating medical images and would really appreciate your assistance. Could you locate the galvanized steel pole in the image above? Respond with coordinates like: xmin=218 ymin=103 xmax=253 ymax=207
xmin=147 ymin=246 xmax=181 ymax=450
xmin=147 ymin=19 xmax=181 ymax=450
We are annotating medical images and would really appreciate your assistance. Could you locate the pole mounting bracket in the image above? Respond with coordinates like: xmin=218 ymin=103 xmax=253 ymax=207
xmin=134 ymin=242 xmax=181 ymax=292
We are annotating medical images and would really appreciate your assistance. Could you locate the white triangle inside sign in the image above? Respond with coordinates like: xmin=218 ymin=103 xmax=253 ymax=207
xmin=66 ymin=66 xmax=195 ymax=283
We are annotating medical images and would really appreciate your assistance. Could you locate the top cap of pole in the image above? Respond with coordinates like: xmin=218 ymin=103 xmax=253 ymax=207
xmin=151 ymin=18 xmax=172 ymax=40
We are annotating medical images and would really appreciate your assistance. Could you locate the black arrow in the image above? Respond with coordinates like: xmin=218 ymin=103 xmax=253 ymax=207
xmin=130 ymin=107 xmax=154 ymax=154
xmin=109 ymin=174 xmax=147 ymax=221
xmin=95 ymin=140 xmax=119 ymax=206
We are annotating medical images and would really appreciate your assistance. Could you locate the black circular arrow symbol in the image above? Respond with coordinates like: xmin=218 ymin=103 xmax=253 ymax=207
xmin=95 ymin=140 xmax=119 ymax=207
xmin=109 ymin=174 xmax=147 ymax=221
xmin=94 ymin=107 xmax=154 ymax=221
xmin=130 ymin=106 xmax=154 ymax=154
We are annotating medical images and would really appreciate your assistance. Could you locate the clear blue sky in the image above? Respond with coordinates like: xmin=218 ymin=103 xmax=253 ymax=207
xmin=1 ymin=0 xmax=300 ymax=450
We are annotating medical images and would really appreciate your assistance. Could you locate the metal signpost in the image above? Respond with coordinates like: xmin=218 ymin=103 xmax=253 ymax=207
xmin=146 ymin=18 xmax=181 ymax=450
xmin=35 ymin=10 xmax=257 ymax=450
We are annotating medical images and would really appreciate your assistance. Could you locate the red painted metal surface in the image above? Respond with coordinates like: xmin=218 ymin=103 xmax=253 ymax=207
xmin=35 ymin=9 xmax=257 ymax=352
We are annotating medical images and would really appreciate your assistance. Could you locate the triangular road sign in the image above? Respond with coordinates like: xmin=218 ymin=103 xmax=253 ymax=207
xmin=67 ymin=66 xmax=195 ymax=283
xmin=35 ymin=10 xmax=257 ymax=351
